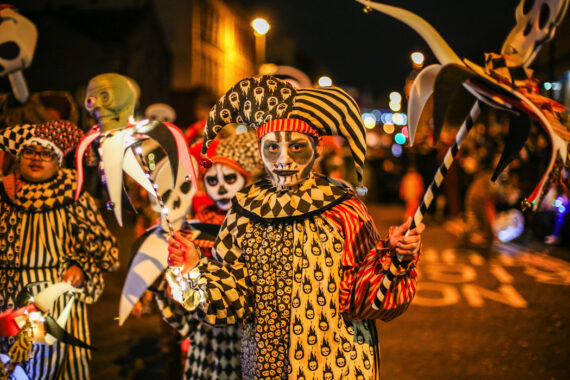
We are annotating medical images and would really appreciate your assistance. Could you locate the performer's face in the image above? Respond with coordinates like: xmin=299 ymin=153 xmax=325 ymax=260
xmin=204 ymin=163 xmax=245 ymax=211
xmin=260 ymin=131 xmax=317 ymax=188
xmin=19 ymin=146 xmax=60 ymax=182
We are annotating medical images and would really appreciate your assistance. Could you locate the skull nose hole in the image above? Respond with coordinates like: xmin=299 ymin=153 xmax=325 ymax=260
xmin=0 ymin=41 xmax=20 ymax=60
xmin=523 ymin=20 xmax=532 ymax=36
xmin=218 ymin=185 xmax=228 ymax=195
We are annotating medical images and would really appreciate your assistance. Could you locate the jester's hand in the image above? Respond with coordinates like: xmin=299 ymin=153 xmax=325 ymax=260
xmin=389 ymin=217 xmax=425 ymax=259
xmin=64 ymin=265 xmax=85 ymax=287
xmin=167 ymin=231 xmax=200 ymax=275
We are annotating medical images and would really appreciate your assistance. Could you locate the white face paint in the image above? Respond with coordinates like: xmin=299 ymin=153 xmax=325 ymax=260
xmin=204 ymin=163 xmax=246 ymax=211
xmin=260 ymin=131 xmax=317 ymax=188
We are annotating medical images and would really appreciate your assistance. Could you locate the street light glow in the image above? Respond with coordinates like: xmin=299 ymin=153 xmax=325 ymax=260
xmin=411 ymin=51 xmax=425 ymax=66
xmin=389 ymin=101 xmax=401 ymax=112
xmin=251 ymin=18 xmax=270 ymax=35
xmin=389 ymin=91 xmax=402 ymax=103
xmin=318 ymin=76 xmax=333 ymax=87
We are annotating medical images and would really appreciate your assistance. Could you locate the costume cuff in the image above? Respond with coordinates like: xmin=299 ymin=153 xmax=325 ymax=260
xmin=165 ymin=267 xmax=208 ymax=312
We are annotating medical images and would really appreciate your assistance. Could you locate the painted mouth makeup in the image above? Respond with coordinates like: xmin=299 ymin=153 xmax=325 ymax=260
xmin=273 ymin=170 xmax=298 ymax=176
xmin=216 ymin=198 xmax=231 ymax=205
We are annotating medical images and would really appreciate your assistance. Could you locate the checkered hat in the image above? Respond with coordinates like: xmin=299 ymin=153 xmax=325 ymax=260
xmin=0 ymin=120 xmax=83 ymax=163
xmin=191 ymin=131 xmax=262 ymax=179
xmin=201 ymin=75 xmax=368 ymax=190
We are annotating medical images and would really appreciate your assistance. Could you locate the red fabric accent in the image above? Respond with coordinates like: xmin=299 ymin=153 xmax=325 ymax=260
xmin=195 ymin=204 xmax=226 ymax=225
xmin=257 ymin=118 xmax=319 ymax=139
xmin=0 ymin=304 xmax=38 ymax=337
xmin=191 ymin=191 xmax=214 ymax=216
xmin=185 ymin=120 xmax=207 ymax=144
xmin=324 ymin=197 xmax=418 ymax=320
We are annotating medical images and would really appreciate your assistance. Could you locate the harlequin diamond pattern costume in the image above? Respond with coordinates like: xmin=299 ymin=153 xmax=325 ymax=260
xmin=159 ymin=131 xmax=262 ymax=379
xmin=172 ymin=76 xmax=419 ymax=379
xmin=0 ymin=121 xmax=119 ymax=379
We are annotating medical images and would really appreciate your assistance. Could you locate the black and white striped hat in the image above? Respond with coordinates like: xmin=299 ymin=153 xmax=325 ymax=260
xmin=201 ymin=75 xmax=367 ymax=191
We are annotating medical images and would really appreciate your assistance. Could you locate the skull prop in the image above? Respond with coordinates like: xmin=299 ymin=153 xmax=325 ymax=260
xmin=204 ymin=163 xmax=246 ymax=211
xmin=145 ymin=103 xmax=177 ymax=123
xmin=501 ymin=0 xmax=569 ymax=67
xmin=85 ymin=73 xmax=140 ymax=132
xmin=149 ymin=155 xmax=197 ymax=231
xmin=260 ymin=130 xmax=318 ymax=188
xmin=0 ymin=6 xmax=38 ymax=104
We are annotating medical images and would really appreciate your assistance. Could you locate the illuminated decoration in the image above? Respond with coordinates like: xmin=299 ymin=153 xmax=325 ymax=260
xmin=251 ymin=17 xmax=270 ymax=35
xmin=402 ymin=126 xmax=409 ymax=138
xmin=394 ymin=132 xmax=406 ymax=145
xmin=389 ymin=91 xmax=402 ymax=103
xmin=551 ymin=82 xmax=562 ymax=91
xmin=383 ymin=123 xmax=395 ymax=134
xmin=380 ymin=112 xmax=393 ymax=124
xmin=392 ymin=112 xmax=406 ymax=125
xmin=362 ymin=113 xmax=377 ymax=129
xmin=0 ymin=282 xmax=94 ymax=368
xmin=554 ymin=196 xmax=567 ymax=213
xmin=391 ymin=143 xmax=402 ymax=157
xmin=411 ymin=51 xmax=425 ymax=67
xmin=389 ymin=101 xmax=401 ymax=111
xmin=493 ymin=209 xmax=525 ymax=242
xmin=318 ymin=76 xmax=333 ymax=87
xmin=544 ymin=82 xmax=552 ymax=90
xmin=77 ymin=74 xmax=198 ymax=228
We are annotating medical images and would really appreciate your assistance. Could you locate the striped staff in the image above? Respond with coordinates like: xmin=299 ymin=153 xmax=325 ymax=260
xmin=374 ymin=100 xmax=481 ymax=308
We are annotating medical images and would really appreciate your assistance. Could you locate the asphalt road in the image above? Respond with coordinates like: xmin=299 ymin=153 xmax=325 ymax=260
xmin=88 ymin=204 xmax=570 ymax=379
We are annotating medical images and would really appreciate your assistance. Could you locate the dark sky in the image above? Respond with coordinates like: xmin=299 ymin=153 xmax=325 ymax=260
xmin=238 ymin=0 xmax=520 ymax=99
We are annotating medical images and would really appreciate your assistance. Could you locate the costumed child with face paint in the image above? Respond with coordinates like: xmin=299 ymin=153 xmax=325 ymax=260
xmin=157 ymin=130 xmax=262 ymax=380
xmin=0 ymin=121 xmax=119 ymax=379
xmin=167 ymin=75 xmax=424 ymax=379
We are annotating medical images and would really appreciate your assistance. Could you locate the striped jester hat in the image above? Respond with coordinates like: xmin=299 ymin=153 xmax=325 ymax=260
xmin=201 ymin=75 xmax=368 ymax=193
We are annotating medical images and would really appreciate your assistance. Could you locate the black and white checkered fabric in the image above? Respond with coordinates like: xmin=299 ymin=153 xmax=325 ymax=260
xmin=0 ymin=123 xmax=35 ymax=157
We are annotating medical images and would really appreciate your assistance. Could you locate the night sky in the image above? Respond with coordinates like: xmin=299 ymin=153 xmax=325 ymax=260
xmin=238 ymin=0 xmax=520 ymax=99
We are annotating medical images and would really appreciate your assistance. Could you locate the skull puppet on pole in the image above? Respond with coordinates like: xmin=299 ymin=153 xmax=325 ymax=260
xmin=0 ymin=5 xmax=38 ymax=104
xmin=76 ymin=73 xmax=199 ymax=228
xmin=357 ymin=0 xmax=569 ymax=302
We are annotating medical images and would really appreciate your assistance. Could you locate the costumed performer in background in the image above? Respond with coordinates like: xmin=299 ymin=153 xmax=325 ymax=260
xmin=0 ymin=120 xmax=119 ymax=379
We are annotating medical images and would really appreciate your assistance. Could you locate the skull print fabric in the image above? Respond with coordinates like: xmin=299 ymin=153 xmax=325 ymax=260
xmin=183 ymin=174 xmax=419 ymax=379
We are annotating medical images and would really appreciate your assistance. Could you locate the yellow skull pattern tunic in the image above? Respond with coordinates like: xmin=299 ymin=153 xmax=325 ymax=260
xmin=187 ymin=174 xmax=418 ymax=379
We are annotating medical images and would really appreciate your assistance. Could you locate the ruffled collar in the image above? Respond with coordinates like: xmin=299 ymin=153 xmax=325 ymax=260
xmin=1 ymin=168 xmax=77 ymax=212
xmin=234 ymin=173 xmax=352 ymax=221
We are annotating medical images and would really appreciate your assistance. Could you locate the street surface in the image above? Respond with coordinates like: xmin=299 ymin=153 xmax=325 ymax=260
xmin=88 ymin=204 xmax=570 ymax=379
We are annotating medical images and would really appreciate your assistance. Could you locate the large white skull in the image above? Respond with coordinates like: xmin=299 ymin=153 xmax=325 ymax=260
xmin=0 ymin=7 xmax=37 ymax=77
xmin=149 ymin=155 xmax=197 ymax=231
xmin=144 ymin=103 xmax=176 ymax=123
xmin=203 ymin=163 xmax=246 ymax=211
xmin=501 ymin=0 xmax=569 ymax=67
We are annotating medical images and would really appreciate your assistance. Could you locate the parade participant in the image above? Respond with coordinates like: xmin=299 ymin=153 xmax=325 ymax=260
xmin=0 ymin=120 xmax=119 ymax=379
xmin=158 ymin=130 xmax=262 ymax=379
xmin=167 ymin=75 xmax=424 ymax=379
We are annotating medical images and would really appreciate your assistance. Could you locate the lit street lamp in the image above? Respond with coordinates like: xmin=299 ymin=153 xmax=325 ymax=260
xmin=251 ymin=17 xmax=270 ymax=69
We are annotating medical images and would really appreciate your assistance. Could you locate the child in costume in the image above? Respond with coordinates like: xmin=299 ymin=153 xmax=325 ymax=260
xmin=158 ymin=131 xmax=262 ymax=379
xmin=0 ymin=120 xmax=119 ymax=380
xmin=167 ymin=76 xmax=424 ymax=379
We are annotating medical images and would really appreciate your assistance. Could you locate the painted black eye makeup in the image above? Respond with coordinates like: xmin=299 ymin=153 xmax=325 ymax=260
xmin=205 ymin=176 xmax=218 ymax=186
xmin=224 ymin=174 xmax=237 ymax=184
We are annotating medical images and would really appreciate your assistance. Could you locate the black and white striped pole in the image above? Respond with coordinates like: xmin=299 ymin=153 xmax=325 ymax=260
xmin=374 ymin=100 xmax=481 ymax=308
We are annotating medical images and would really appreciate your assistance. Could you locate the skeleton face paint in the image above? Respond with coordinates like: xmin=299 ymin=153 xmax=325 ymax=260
xmin=204 ymin=163 xmax=246 ymax=211
xmin=85 ymin=73 xmax=139 ymax=132
xmin=260 ymin=131 xmax=317 ymax=188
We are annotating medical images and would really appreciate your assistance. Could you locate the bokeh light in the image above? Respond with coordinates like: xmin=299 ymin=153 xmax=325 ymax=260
xmin=389 ymin=101 xmax=401 ymax=112
xmin=318 ymin=76 xmax=333 ymax=87
xmin=362 ymin=113 xmax=377 ymax=129
xmin=395 ymin=132 xmax=406 ymax=145
xmin=411 ymin=51 xmax=425 ymax=66
xmin=383 ymin=123 xmax=395 ymax=134
xmin=392 ymin=112 xmax=407 ymax=126
xmin=402 ymin=126 xmax=409 ymax=138
xmin=391 ymin=143 xmax=402 ymax=157
xmin=381 ymin=112 xmax=393 ymax=124
xmin=251 ymin=18 xmax=270 ymax=35
xmin=389 ymin=91 xmax=402 ymax=103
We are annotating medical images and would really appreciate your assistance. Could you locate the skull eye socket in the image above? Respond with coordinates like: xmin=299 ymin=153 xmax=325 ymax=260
xmin=205 ymin=176 xmax=218 ymax=186
xmin=538 ymin=3 xmax=550 ymax=29
xmin=180 ymin=181 xmax=192 ymax=194
xmin=223 ymin=173 xmax=237 ymax=184
xmin=522 ymin=0 xmax=534 ymax=14
xmin=0 ymin=41 xmax=20 ymax=60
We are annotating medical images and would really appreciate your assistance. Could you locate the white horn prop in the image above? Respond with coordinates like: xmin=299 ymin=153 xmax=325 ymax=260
xmin=34 ymin=282 xmax=78 ymax=313
xmin=99 ymin=129 xmax=129 ymax=226
xmin=407 ymin=64 xmax=442 ymax=145
xmin=356 ymin=0 xmax=463 ymax=65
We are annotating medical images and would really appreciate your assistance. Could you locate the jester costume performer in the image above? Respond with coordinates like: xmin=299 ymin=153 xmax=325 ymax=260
xmin=159 ymin=131 xmax=262 ymax=379
xmin=167 ymin=76 xmax=423 ymax=379
xmin=0 ymin=121 xmax=119 ymax=379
